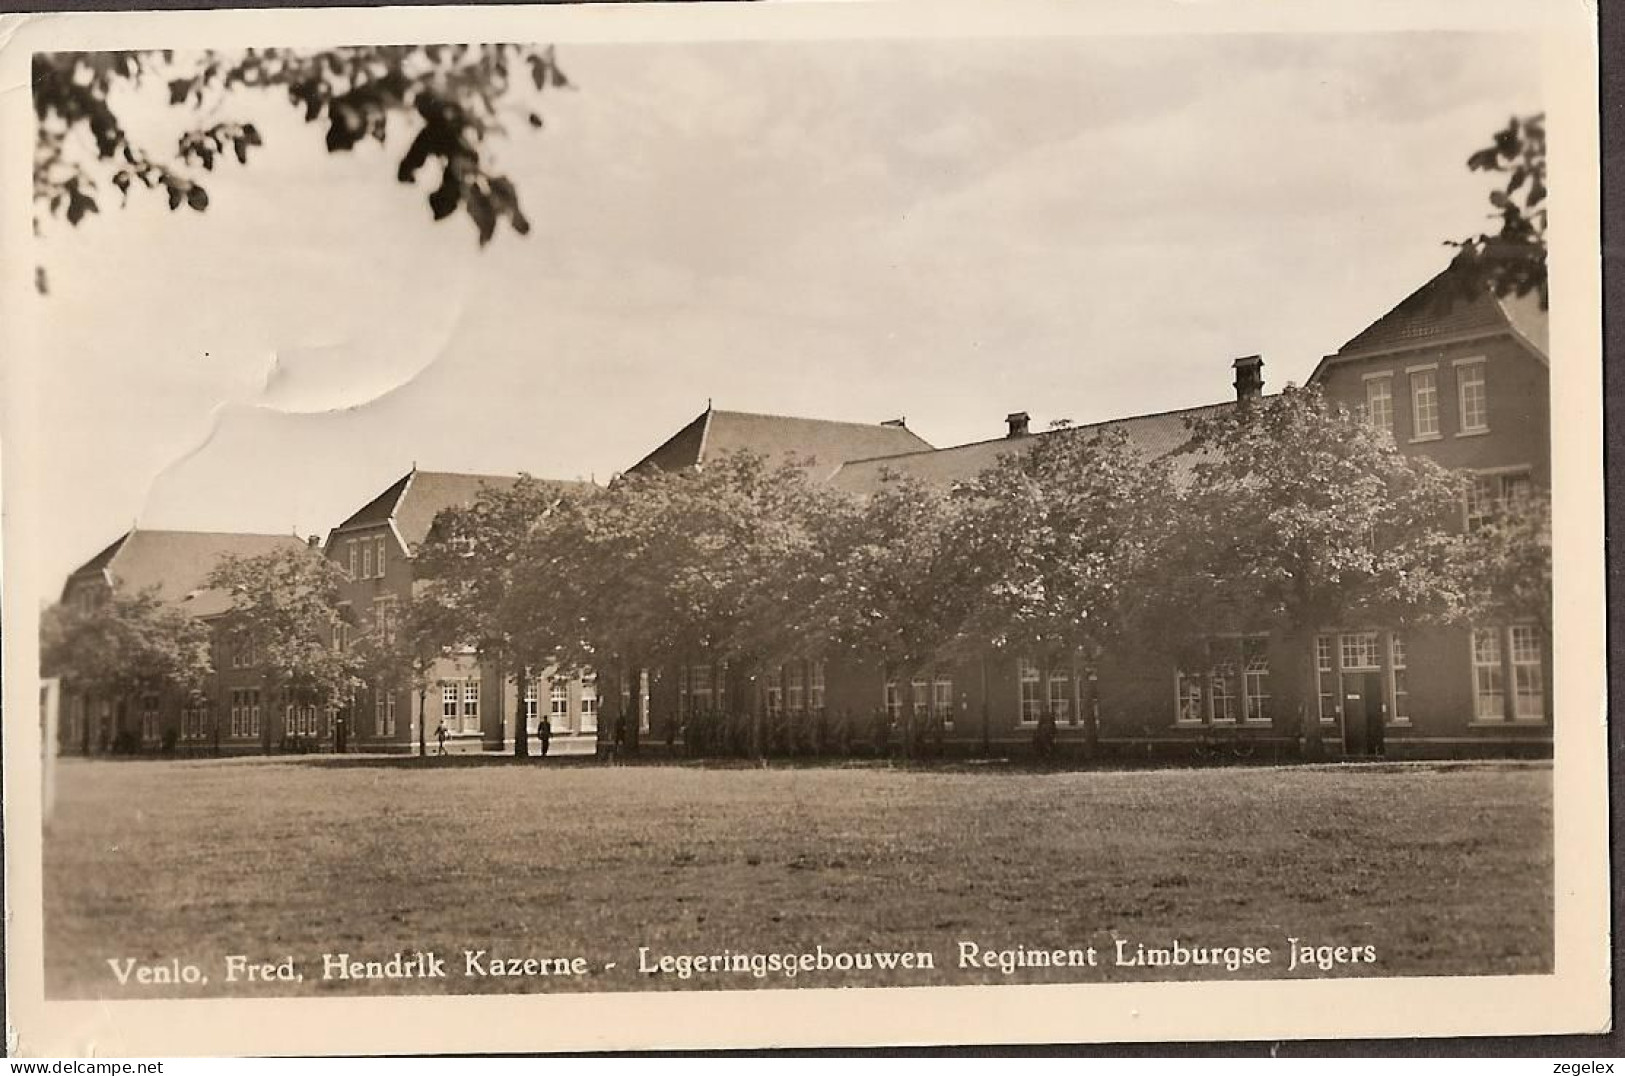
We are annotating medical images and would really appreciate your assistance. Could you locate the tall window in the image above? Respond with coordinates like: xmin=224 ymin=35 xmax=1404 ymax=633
xmin=1510 ymin=626 xmax=1544 ymax=720
xmin=347 ymin=539 xmax=358 ymax=578
xmin=1175 ymin=670 xmax=1204 ymax=725
xmin=374 ymin=535 xmax=387 ymax=577
xmin=1315 ymin=635 xmax=1337 ymax=724
xmin=441 ymin=682 xmax=458 ymax=725
xmin=785 ymin=664 xmax=806 ymax=714
xmin=1209 ymin=663 xmax=1236 ymax=723
xmin=1243 ymin=637 xmax=1271 ymax=723
xmin=462 ymin=681 xmax=480 ymax=732
xmin=1456 ymin=360 xmax=1488 ymax=433
xmin=884 ymin=679 xmax=904 ymax=725
xmin=550 ymin=678 xmax=568 ymax=718
xmin=1410 ymin=367 xmax=1440 ymax=438
xmin=1471 ymin=628 xmax=1505 ymax=720
xmin=809 ymin=662 xmax=826 ymax=713
xmin=362 ymin=542 xmax=374 ymax=579
xmin=1047 ymin=669 xmax=1071 ymax=724
xmin=579 ymin=674 xmax=599 ymax=731
xmin=764 ymin=669 xmax=783 ymax=717
xmin=933 ymin=675 xmax=955 ymax=729
xmin=1018 ymin=660 xmax=1044 ymax=723
xmin=374 ymin=596 xmax=397 ymax=641
xmin=1466 ymin=469 xmax=1535 ymax=529
xmin=1365 ymin=376 xmax=1394 ymax=435
xmin=1390 ymin=634 xmax=1409 ymax=723
xmin=140 ymin=696 xmax=160 ymax=742
xmin=375 ymin=687 xmax=396 ymax=736
xmin=523 ymin=681 xmax=539 ymax=724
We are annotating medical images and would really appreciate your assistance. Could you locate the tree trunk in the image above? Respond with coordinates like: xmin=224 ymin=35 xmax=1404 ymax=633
xmin=596 ymin=663 xmax=619 ymax=761
xmin=417 ymin=682 xmax=428 ymax=758
xmin=1290 ymin=625 xmax=1324 ymax=761
xmin=625 ymin=663 xmax=642 ymax=756
xmin=513 ymin=665 xmax=530 ymax=758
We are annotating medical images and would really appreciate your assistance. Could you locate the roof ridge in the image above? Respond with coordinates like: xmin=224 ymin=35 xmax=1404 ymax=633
xmin=838 ymin=398 xmax=1238 ymax=468
xmin=710 ymin=407 xmax=921 ymax=431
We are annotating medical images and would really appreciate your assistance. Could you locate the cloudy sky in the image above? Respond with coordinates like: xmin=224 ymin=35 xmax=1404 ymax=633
xmin=24 ymin=30 xmax=1541 ymax=589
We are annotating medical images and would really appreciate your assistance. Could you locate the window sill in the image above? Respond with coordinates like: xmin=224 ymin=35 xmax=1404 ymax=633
xmin=1409 ymin=433 xmax=1443 ymax=444
xmin=1455 ymin=427 xmax=1490 ymax=438
xmin=1467 ymin=719 xmax=1550 ymax=728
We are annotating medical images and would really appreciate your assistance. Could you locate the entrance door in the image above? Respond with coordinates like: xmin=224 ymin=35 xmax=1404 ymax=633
xmin=1340 ymin=670 xmax=1387 ymax=757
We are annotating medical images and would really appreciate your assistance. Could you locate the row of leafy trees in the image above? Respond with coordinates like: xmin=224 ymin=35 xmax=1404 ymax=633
xmin=40 ymin=386 xmax=1548 ymax=761
xmin=407 ymin=385 xmax=1548 ymax=761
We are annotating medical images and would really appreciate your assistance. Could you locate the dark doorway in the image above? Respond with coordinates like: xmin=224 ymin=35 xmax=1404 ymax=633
xmin=1340 ymin=670 xmax=1387 ymax=757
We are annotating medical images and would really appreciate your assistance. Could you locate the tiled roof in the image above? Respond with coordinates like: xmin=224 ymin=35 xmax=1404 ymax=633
xmin=1334 ymin=263 xmax=1549 ymax=360
xmin=828 ymin=401 xmax=1237 ymax=496
xmin=64 ymin=529 xmax=317 ymax=617
xmin=337 ymin=469 xmax=593 ymax=550
xmin=628 ymin=407 xmax=934 ymax=480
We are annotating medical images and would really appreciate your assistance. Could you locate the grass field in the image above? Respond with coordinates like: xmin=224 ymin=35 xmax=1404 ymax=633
xmin=41 ymin=756 xmax=1552 ymax=998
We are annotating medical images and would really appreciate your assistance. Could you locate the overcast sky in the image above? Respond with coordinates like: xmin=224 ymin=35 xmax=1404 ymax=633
xmin=25 ymin=31 xmax=1541 ymax=590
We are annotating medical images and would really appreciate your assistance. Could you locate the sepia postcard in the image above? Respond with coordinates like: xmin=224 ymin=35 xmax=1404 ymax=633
xmin=0 ymin=0 xmax=1609 ymax=1057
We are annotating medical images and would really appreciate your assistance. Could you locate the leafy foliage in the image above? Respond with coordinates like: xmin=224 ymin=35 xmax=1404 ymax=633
xmin=206 ymin=546 xmax=361 ymax=708
xmin=1448 ymin=112 xmax=1547 ymax=308
xmin=1455 ymin=489 xmax=1552 ymax=638
xmin=1154 ymin=387 xmax=1470 ymax=755
xmin=33 ymin=45 xmax=569 ymax=289
xmin=41 ymin=588 xmax=213 ymax=703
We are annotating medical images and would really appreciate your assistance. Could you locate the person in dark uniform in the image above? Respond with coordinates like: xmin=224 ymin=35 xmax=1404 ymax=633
xmin=538 ymin=713 xmax=552 ymax=757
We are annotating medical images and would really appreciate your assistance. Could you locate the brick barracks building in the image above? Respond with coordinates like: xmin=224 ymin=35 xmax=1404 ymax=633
xmin=53 ymin=263 xmax=1549 ymax=759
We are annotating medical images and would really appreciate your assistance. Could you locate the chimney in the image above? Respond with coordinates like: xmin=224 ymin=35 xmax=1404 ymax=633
xmin=306 ymin=535 xmax=321 ymax=550
xmin=1006 ymin=411 xmax=1030 ymax=438
xmin=880 ymin=417 xmax=907 ymax=428
xmin=1232 ymin=355 xmax=1264 ymax=402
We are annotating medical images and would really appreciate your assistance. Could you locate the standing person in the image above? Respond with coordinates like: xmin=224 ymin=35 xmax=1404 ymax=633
xmin=435 ymin=719 xmax=448 ymax=756
xmin=538 ymin=713 xmax=552 ymax=758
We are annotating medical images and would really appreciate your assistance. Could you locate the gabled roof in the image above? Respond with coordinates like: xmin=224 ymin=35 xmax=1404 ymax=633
xmin=1324 ymin=262 xmax=1550 ymax=365
xmin=628 ymin=406 xmax=935 ymax=480
xmin=62 ymin=529 xmax=316 ymax=617
xmin=828 ymin=400 xmax=1238 ymax=496
xmin=335 ymin=469 xmax=593 ymax=551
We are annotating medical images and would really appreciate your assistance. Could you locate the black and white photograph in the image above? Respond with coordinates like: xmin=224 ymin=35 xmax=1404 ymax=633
xmin=0 ymin=0 xmax=1608 ymax=1056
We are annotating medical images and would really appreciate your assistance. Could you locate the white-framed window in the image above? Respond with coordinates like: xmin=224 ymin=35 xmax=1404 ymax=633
xmin=579 ymin=673 xmax=599 ymax=732
xmin=249 ymin=690 xmax=261 ymax=737
xmin=374 ymin=535 xmax=387 ymax=578
xmin=765 ymin=668 xmax=783 ymax=717
xmin=373 ymin=596 xmax=397 ymax=641
xmin=1456 ymin=359 xmax=1488 ymax=434
xmin=462 ymin=681 xmax=480 ymax=732
xmin=682 ymin=665 xmax=714 ymax=717
xmin=1471 ymin=628 xmax=1505 ymax=721
xmin=1510 ymin=626 xmax=1544 ymax=721
xmin=1315 ymin=635 xmax=1337 ymax=723
xmin=1465 ymin=469 xmax=1534 ymax=529
xmin=786 ymin=664 xmax=806 ymax=714
xmin=1047 ymin=670 xmax=1071 ymax=725
xmin=1243 ymin=637 xmax=1271 ymax=724
xmin=809 ymin=661 xmax=826 ymax=713
xmin=374 ymin=687 xmax=396 ymax=736
xmin=523 ymin=680 xmax=539 ymax=723
xmin=180 ymin=705 xmax=206 ymax=741
xmin=933 ymin=675 xmax=955 ymax=729
xmin=1209 ymin=663 xmax=1236 ymax=723
xmin=347 ymin=539 xmax=358 ymax=578
xmin=1340 ymin=632 xmax=1380 ymax=671
xmin=1409 ymin=367 xmax=1440 ymax=439
xmin=1018 ymin=659 xmax=1044 ymax=724
xmin=550 ymin=678 xmax=568 ymax=718
xmin=362 ymin=542 xmax=374 ymax=579
xmin=884 ymin=678 xmax=904 ymax=725
xmin=140 ymin=695 xmax=160 ymax=742
xmin=1364 ymin=375 xmax=1394 ymax=435
xmin=1175 ymin=669 xmax=1204 ymax=725
xmin=441 ymin=682 xmax=458 ymax=723
xmin=1390 ymin=634 xmax=1410 ymax=724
